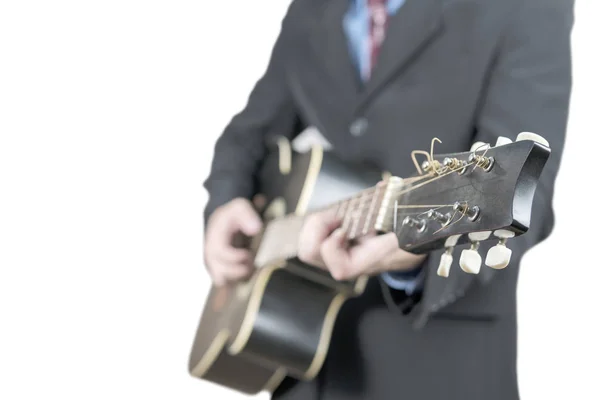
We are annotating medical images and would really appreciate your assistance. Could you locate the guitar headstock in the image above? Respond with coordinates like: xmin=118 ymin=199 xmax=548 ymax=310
xmin=382 ymin=132 xmax=551 ymax=277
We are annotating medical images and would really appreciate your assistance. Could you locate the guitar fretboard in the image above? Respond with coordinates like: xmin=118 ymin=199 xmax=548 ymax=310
xmin=253 ymin=180 xmax=395 ymax=267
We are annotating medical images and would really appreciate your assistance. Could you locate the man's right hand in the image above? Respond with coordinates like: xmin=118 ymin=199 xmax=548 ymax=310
xmin=204 ymin=198 xmax=263 ymax=286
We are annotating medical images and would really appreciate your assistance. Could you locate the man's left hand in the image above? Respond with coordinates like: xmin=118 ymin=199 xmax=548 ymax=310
xmin=297 ymin=209 xmax=427 ymax=280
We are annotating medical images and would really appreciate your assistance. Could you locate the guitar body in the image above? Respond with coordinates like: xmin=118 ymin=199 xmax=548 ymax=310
xmin=189 ymin=143 xmax=383 ymax=394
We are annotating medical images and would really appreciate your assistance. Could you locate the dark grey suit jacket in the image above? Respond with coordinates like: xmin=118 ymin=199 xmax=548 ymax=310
xmin=203 ymin=0 xmax=573 ymax=399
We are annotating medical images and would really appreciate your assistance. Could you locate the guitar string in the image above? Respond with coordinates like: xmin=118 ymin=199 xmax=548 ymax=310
xmin=271 ymin=136 xmax=491 ymax=224
xmin=272 ymin=164 xmax=478 ymax=242
xmin=277 ymin=139 xmax=488 ymax=219
xmin=272 ymin=158 xmax=480 ymax=230
xmin=322 ymin=159 xmax=480 ymax=216
xmin=366 ymin=157 xmax=482 ymax=210
xmin=262 ymin=152 xmax=489 ymax=259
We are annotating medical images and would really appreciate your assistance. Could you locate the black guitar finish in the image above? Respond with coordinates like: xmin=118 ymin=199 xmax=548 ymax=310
xmin=189 ymin=146 xmax=379 ymax=394
xmin=188 ymin=137 xmax=551 ymax=395
xmin=395 ymin=140 xmax=550 ymax=253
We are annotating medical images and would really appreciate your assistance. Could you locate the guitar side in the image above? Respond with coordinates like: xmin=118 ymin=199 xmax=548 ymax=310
xmin=188 ymin=277 xmax=286 ymax=394
xmin=188 ymin=262 xmax=350 ymax=394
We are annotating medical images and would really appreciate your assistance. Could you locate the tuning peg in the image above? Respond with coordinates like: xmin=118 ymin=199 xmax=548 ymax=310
xmin=485 ymin=230 xmax=515 ymax=269
xmin=426 ymin=209 xmax=451 ymax=225
xmin=437 ymin=235 xmax=461 ymax=278
xmin=470 ymin=141 xmax=488 ymax=152
xmin=437 ymin=253 xmax=453 ymax=278
xmin=402 ymin=216 xmax=427 ymax=232
xmin=459 ymin=249 xmax=482 ymax=274
xmin=459 ymin=231 xmax=491 ymax=274
xmin=495 ymin=136 xmax=513 ymax=147
xmin=453 ymin=201 xmax=480 ymax=222
xmin=516 ymin=132 xmax=550 ymax=147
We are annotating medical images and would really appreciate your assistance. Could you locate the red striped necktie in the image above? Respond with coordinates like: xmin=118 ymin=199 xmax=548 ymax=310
xmin=367 ymin=0 xmax=389 ymax=79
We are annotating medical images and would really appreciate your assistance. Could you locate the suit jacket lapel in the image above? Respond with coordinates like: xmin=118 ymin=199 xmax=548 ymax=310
xmin=309 ymin=0 xmax=361 ymax=98
xmin=360 ymin=0 xmax=443 ymax=106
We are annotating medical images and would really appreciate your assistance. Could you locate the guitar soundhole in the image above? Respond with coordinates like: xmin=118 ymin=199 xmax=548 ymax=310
xmin=211 ymin=285 xmax=230 ymax=312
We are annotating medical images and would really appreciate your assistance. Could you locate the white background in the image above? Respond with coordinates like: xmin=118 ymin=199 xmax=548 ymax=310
xmin=0 ymin=1 xmax=598 ymax=399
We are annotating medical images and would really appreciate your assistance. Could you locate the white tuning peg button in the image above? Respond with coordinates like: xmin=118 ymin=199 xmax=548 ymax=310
xmin=516 ymin=132 xmax=550 ymax=147
xmin=495 ymin=136 xmax=513 ymax=147
xmin=437 ymin=235 xmax=461 ymax=278
xmin=470 ymin=141 xmax=488 ymax=152
xmin=485 ymin=245 xmax=512 ymax=269
xmin=458 ymin=231 xmax=490 ymax=274
xmin=485 ymin=229 xmax=516 ymax=270
xmin=437 ymin=253 xmax=453 ymax=277
xmin=460 ymin=249 xmax=482 ymax=274
xmin=468 ymin=231 xmax=492 ymax=242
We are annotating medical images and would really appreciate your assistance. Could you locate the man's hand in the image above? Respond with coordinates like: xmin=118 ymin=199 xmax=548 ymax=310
xmin=297 ymin=210 xmax=426 ymax=280
xmin=204 ymin=198 xmax=262 ymax=286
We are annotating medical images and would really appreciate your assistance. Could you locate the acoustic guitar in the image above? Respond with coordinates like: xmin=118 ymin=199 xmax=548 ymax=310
xmin=188 ymin=132 xmax=551 ymax=394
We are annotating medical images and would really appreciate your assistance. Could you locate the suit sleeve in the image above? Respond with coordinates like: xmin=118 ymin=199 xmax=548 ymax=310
xmin=468 ymin=0 xmax=574 ymax=275
xmin=203 ymin=2 xmax=302 ymax=224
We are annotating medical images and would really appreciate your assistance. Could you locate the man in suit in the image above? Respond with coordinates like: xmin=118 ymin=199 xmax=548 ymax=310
xmin=202 ymin=0 xmax=573 ymax=399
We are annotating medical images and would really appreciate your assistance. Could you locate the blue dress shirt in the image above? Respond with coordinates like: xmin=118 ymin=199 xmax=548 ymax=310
xmin=343 ymin=0 xmax=425 ymax=294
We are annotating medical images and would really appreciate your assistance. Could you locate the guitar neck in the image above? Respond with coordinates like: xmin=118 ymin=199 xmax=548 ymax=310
xmin=253 ymin=178 xmax=403 ymax=267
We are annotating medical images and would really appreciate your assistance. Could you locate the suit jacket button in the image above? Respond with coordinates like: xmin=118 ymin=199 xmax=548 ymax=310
xmin=349 ymin=118 xmax=368 ymax=137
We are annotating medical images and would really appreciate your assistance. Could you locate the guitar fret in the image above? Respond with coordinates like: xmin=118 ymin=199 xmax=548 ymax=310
xmin=350 ymin=191 xmax=368 ymax=240
xmin=341 ymin=196 xmax=356 ymax=232
xmin=363 ymin=183 xmax=383 ymax=235
xmin=336 ymin=200 xmax=348 ymax=220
